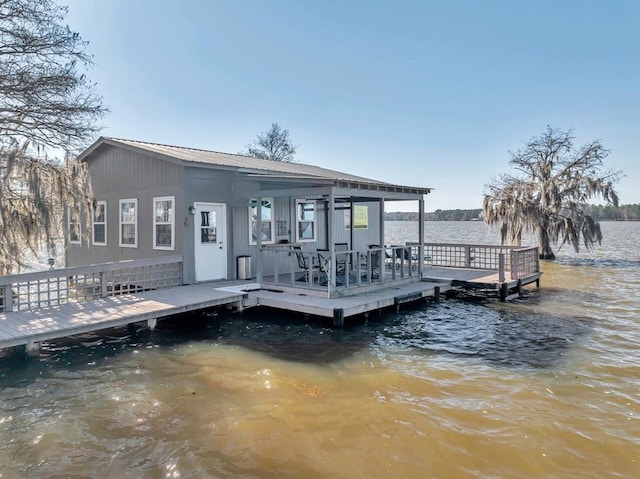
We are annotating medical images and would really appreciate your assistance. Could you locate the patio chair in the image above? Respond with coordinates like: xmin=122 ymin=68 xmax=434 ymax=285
xmin=391 ymin=244 xmax=418 ymax=271
xmin=335 ymin=242 xmax=349 ymax=274
xmin=293 ymin=246 xmax=319 ymax=284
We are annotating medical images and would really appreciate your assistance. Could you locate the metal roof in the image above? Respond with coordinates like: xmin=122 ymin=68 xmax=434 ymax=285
xmin=79 ymin=137 xmax=432 ymax=195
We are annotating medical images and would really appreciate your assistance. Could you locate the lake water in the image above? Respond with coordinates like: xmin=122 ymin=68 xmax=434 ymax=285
xmin=1 ymin=221 xmax=638 ymax=478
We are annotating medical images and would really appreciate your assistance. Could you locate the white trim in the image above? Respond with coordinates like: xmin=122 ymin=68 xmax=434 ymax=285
xmin=92 ymin=200 xmax=107 ymax=246
xmin=153 ymin=196 xmax=175 ymax=251
xmin=295 ymin=199 xmax=317 ymax=243
xmin=67 ymin=203 xmax=81 ymax=245
xmin=248 ymin=197 xmax=275 ymax=245
xmin=119 ymin=198 xmax=138 ymax=248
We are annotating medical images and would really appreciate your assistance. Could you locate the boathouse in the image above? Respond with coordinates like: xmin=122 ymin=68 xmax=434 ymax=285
xmin=1 ymin=139 xmax=542 ymax=351
xmin=66 ymin=137 xmax=432 ymax=292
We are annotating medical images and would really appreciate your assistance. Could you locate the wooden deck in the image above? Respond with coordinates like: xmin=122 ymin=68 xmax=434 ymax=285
xmin=0 ymin=245 xmax=542 ymax=352
xmin=0 ymin=279 xmax=454 ymax=351
xmin=423 ymin=266 xmax=541 ymax=300
xmin=225 ymin=279 xmax=453 ymax=325
xmin=0 ymin=284 xmax=245 ymax=351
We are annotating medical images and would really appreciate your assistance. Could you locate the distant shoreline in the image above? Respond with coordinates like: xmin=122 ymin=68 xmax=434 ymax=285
xmin=385 ymin=204 xmax=640 ymax=222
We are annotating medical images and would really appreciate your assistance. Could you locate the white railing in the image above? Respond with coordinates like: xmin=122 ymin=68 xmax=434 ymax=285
xmin=411 ymin=243 xmax=539 ymax=280
xmin=260 ymin=243 xmax=539 ymax=295
xmin=510 ymin=246 xmax=540 ymax=280
xmin=0 ymin=255 xmax=183 ymax=312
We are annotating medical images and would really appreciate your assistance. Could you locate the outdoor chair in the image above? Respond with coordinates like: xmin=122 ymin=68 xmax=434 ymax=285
xmin=360 ymin=244 xmax=382 ymax=279
xmin=293 ymin=246 xmax=319 ymax=284
xmin=334 ymin=242 xmax=349 ymax=274
xmin=390 ymin=244 xmax=418 ymax=271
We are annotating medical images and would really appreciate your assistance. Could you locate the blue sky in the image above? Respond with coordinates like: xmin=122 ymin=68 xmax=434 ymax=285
xmin=64 ymin=0 xmax=639 ymax=211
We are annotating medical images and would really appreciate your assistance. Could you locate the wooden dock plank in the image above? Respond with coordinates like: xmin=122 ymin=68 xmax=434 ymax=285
xmin=250 ymin=280 xmax=452 ymax=318
xmin=0 ymin=285 xmax=245 ymax=350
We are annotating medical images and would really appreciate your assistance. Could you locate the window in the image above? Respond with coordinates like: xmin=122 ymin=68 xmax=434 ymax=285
xmin=153 ymin=196 xmax=175 ymax=250
xmin=249 ymin=198 xmax=275 ymax=245
xmin=295 ymin=200 xmax=316 ymax=242
xmin=67 ymin=202 xmax=81 ymax=245
xmin=92 ymin=201 xmax=107 ymax=246
xmin=119 ymin=198 xmax=138 ymax=248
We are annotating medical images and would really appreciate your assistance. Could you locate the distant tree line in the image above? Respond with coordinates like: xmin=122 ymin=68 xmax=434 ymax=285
xmin=385 ymin=204 xmax=640 ymax=221
xmin=385 ymin=209 xmax=481 ymax=221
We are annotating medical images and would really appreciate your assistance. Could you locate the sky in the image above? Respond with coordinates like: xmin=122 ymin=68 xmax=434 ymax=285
xmin=63 ymin=0 xmax=639 ymax=212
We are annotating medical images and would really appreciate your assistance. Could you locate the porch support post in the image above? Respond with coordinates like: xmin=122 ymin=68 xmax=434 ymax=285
xmin=256 ymin=199 xmax=263 ymax=283
xmin=349 ymin=197 xmax=354 ymax=253
xmin=379 ymin=198 xmax=385 ymax=278
xmin=327 ymin=189 xmax=336 ymax=297
xmin=418 ymin=196 xmax=425 ymax=276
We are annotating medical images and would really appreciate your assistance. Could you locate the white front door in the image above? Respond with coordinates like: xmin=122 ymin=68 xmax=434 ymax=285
xmin=194 ymin=202 xmax=227 ymax=282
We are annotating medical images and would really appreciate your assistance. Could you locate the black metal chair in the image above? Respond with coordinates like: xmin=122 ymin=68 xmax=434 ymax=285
xmin=293 ymin=246 xmax=319 ymax=284
xmin=334 ymin=242 xmax=349 ymax=274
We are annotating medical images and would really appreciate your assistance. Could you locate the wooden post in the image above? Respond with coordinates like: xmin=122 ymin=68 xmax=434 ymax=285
xmin=500 ymin=282 xmax=508 ymax=302
xmin=434 ymin=285 xmax=440 ymax=302
xmin=25 ymin=340 xmax=40 ymax=355
xmin=465 ymin=245 xmax=472 ymax=268
xmin=3 ymin=285 xmax=13 ymax=312
xmin=100 ymin=271 xmax=107 ymax=298
xmin=332 ymin=308 xmax=344 ymax=328
xmin=498 ymin=253 xmax=506 ymax=282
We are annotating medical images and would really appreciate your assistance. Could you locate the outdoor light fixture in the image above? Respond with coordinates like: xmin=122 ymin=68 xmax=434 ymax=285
xmin=188 ymin=206 xmax=196 ymax=215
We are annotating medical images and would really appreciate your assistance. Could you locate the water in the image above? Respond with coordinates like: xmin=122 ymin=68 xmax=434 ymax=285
xmin=1 ymin=221 xmax=639 ymax=478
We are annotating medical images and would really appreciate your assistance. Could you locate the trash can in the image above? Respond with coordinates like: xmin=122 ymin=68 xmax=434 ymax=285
xmin=237 ymin=255 xmax=251 ymax=280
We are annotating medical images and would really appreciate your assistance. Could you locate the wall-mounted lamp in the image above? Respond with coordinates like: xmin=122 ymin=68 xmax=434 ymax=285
xmin=188 ymin=206 xmax=196 ymax=215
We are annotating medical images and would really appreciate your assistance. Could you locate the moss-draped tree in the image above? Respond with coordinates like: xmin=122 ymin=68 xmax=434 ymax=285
xmin=0 ymin=0 xmax=106 ymax=274
xmin=483 ymin=127 xmax=622 ymax=260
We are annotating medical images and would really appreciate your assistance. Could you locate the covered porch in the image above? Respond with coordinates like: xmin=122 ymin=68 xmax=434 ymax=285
xmin=247 ymin=176 xmax=431 ymax=298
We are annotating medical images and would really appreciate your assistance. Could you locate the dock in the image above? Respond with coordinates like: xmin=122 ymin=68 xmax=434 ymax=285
xmin=0 ymin=284 xmax=245 ymax=352
xmin=0 ymin=279 xmax=455 ymax=351
xmin=0 ymin=244 xmax=541 ymax=353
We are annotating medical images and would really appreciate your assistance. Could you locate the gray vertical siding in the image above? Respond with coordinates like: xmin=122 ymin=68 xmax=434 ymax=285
xmin=66 ymin=145 xmax=184 ymax=268
xmin=67 ymin=144 xmax=390 ymax=283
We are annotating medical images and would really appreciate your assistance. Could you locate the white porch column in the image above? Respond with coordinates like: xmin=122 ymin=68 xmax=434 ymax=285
xmin=256 ymin=198 xmax=263 ymax=283
xmin=379 ymin=198 xmax=385 ymax=243
xmin=418 ymin=196 xmax=425 ymax=275
xmin=327 ymin=189 xmax=336 ymax=297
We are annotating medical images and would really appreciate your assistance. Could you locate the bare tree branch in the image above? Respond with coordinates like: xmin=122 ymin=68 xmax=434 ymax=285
xmin=242 ymin=123 xmax=298 ymax=162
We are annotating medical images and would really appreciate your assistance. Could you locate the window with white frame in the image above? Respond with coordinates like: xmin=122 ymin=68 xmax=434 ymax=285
xmin=92 ymin=201 xmax=107 ymax=246
xmin=249 ymin=198 xmax=275 ymax=245
xmin=67 ymin=202 xmax=81 ymax=245
xmin=153 ymin=196 xmax=175 ymax=250
xmin=119 ymin=198 xmax=138 ymax=247
xmin=295 ymin=199 xmax=316 ymax=242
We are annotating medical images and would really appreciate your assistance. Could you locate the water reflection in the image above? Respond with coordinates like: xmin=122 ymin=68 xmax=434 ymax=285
xmin=378 ymin=300 xmax=590 ymax=369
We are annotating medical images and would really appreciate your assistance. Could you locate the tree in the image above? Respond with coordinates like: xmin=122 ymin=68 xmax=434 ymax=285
xmin=0 ymin=0 xmax=106 ymax=274
xmin=482 ymin=126 xmax=622 ymax=260
xmin=243 ymin=123 xmax=298 ymax=162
